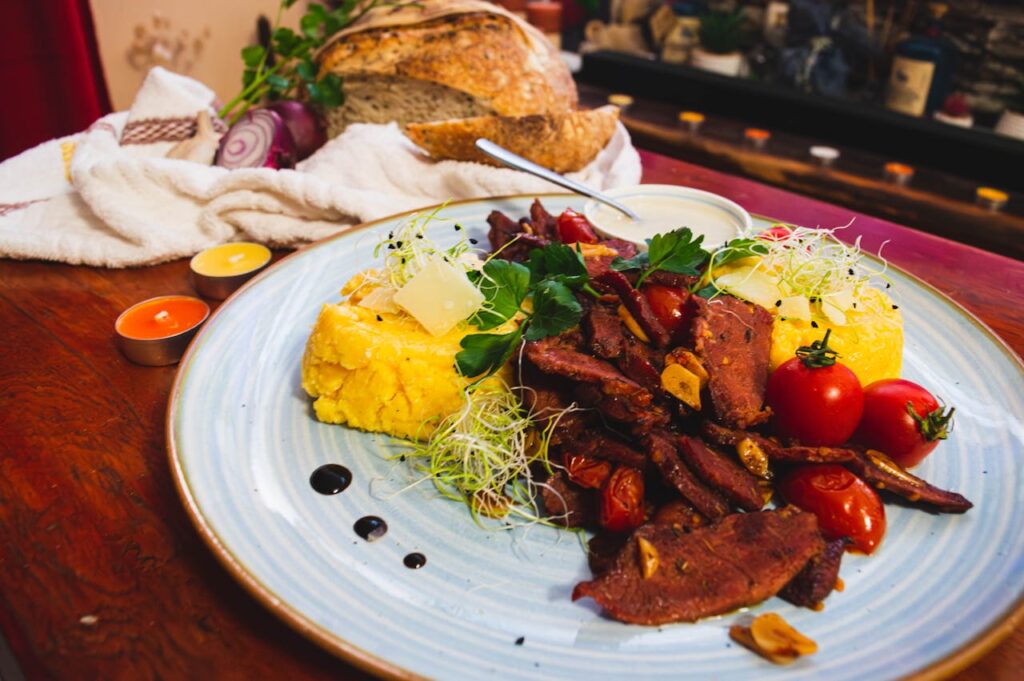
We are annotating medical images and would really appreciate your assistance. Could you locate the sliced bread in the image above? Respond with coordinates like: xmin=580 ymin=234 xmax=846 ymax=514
xmin=405 ymin=106 xmax=620 ymax=173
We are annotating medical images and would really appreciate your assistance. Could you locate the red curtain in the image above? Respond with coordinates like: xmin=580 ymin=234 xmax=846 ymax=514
xmin=0 ymin=0 xmax=111 ymax=161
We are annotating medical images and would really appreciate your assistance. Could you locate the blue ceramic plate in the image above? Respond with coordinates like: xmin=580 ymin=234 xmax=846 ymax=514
xmin=168 ymin=195 xmax=1024 ymax=680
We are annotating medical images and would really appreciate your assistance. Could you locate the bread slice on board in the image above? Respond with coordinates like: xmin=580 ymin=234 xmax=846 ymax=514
xmin=316 ymin=1 xmax=576 ymax=135
xmin=405 ymin=106 xmax=620 ymax=173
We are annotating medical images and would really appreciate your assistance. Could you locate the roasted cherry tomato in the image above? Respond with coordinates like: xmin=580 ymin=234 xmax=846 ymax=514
xmin=599 ymin=466 xmax=645 ymax=532
xmin=565 ymin=453 xmax=612 ymax=490
xmin=766 ymin=330 xmax=864 ymax=446
xmin=759 ymin=224 xmax=793 ymax=241
xmin=855 ymin=378 xmax=955 ymax=468
xmin=556 ymin=209 xmax=599 ymax=244
xmin=642 ymin=284 xmax=692 ymax=343
xmin=778 ymin=464 xmax=886 ymax=554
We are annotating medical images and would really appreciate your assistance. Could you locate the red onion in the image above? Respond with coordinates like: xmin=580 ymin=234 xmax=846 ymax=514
xmin=266 ymin=100 xmax=327 ymax=160
xmin=215 ymin=109 xmax=297 ymax=170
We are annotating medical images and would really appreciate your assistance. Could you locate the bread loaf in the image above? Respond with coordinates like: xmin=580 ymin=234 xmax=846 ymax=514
xmin=405 ymin=106 xmax=620 ymax=173
xmin=316 ymin=1 xmax=577 ymax=136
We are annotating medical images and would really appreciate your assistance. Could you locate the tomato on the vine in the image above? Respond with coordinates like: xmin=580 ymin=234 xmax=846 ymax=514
xmin=556 ymin=209 xmax=599 ymax=244
xmin=778 ymin=464 xmax=886 ymax=554
xmin=855 ymin=378 xmax=955 ymax=468
xmin=766 ymin=330 xmax=864 ymax=446
xmin=759 ymin=225 xmax=793 ymax=241
xmin=565 ymin=453 xmax=612 ymax=490
xmin=599 ymin=466 xmax=645 ymax=532
xmin=642 ymin=284 xmax=692 ymax=343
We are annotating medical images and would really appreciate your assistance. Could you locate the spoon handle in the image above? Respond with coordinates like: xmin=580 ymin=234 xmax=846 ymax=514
xmin=474 ymin=139 xmax=639 ymax=220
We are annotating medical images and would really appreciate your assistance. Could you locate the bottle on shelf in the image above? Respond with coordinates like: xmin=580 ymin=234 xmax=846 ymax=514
xmin=885 ymin=2 xmax=957 ymax=118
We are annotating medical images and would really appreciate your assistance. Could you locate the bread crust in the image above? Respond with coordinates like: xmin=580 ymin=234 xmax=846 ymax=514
xmin=405 ymin=106 xmax=620 ymax=173
xmin=318 ymin=3 xmax=577 ymax=117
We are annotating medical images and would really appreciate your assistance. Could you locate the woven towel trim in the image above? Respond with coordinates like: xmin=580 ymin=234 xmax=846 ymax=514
xmin=121 ymin=114 xmax=228 ymax=146
xmin=0 ymin=199 xmax=46 ymax=217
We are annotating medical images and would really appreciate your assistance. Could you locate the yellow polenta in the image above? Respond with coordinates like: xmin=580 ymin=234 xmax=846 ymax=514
xmin=770 ymin=287 xmax=903 ymax=386
xmin=301 ymin=276 xmax=508 ymax=440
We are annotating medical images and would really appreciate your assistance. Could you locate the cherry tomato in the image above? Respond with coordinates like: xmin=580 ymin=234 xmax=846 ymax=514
xmin=759 ymin=225 xmax=793 ymax=241
xmin=599 ymin=466 xmax=645 ymax=532
xmin=642 ymin=284 xmax=692 ymax=343
xmin=565 ymin=454 xmax=612 ymax=490
xmin=855 ymin=379 xmax=955 ymax=468
xmin=778 ymin=464 xmax=886 ymax=554
xmin=556 ymin=209 xmax=599 ymax=244
xmin=766 ymin=331 xmax=864 ymax=446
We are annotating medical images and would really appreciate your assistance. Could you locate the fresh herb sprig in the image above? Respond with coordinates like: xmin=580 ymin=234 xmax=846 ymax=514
xmin=456 ymin=244 xmax=593 ymax=379
xmin=611 ymin=227 xmax=709 ymax=287
xmin=220 ymin=0 xmax=400 ymax=124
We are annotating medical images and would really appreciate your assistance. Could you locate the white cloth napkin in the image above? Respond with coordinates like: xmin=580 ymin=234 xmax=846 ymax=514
xmin=0 ymin=67 xmax=642 ymax=268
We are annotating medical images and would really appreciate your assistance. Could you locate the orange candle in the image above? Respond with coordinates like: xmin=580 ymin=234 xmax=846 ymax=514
xmin=115 ymin=295 xmax=209 ymax=366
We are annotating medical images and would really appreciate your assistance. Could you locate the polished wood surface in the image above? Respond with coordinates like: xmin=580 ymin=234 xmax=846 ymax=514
xmin=0 ymin=151 xmax=1020 ymax=680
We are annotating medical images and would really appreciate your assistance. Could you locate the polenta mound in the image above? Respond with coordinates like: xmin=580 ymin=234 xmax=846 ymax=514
xmin=301 ymin=278 xmax=509 ymax=441
xmin=770 ymin=287 xmax=902 ymax=386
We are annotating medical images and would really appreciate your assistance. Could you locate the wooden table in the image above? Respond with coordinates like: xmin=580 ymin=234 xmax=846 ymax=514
xmin=0 ymin=151 xmax=1020 ymax=680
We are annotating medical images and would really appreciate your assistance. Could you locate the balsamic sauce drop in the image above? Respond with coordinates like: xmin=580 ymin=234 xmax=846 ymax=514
xmin=403 ymin=552 xmax=427 ymax=569
xmin=309 ymin=464 xmax=352 ymax=495
xmin=354 ymin=515 xmax=388 ymax=542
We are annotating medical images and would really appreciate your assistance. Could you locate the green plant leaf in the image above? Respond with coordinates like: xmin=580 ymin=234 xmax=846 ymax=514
xmin=610 ymin=252 xmax=648 ymax=273
xmin=710 ymin=237 xmax=769 ymax=269
xmin=455 ymin=327 xmax=524 ymax=378
xmin=272 ymin=27 xmax=301 ymax=56
xmin=525 ymin=280 xmax=582 ymax=340
xmin=642 ymin=227 xmax=708 ymax=282
xmin=309 ymin=73 xmax=343 ymax=106
xmin=241 ymin=45 xmax=265 ymax=67
xmin=266 ymin=73 xmax=291 ymax=91
xmin=471 ymin=260 xmax=530 ymax=330
xmin=242 ymin=67 xmax=257 ymax=89
xmin=526 ymin=243 xmax=589 ymax=288
xmin=296 ymin=60 xmax=318 ymax=82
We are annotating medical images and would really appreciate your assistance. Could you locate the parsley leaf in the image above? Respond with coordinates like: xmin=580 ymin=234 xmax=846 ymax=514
xmin=642 ymin=228 xmax=709 ymax=285
xmin=525 ymin=281 xmax=582 ymax=340
xmin=455 ymin=327 xmax=524 ymax=378
xmin=526 ymin=243 xmax=589 ymax=288
xmin=470 ymin=260 xmax=530 ymax=330
xmin=610 ymin=250 xmax=648 ymax=273
xmin=709 ymin=237 xmax=769 ymax=268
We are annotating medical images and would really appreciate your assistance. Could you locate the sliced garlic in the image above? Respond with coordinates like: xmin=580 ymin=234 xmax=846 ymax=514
xmin=617 ymin=305 xmax=650 ymax=343
xmin=730 ymin=612 xmax=818 ymax=665
xmin=661 ymin=363 xmax=702 ymax=410
xmin=637 ymin=536 xmax=660 ymax=579
xmin=736 ymin=438 xmax=771 ymax=479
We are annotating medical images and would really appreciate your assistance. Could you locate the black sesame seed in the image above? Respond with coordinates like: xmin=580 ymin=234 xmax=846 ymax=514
xmin=376 ymin=315 xmax=383 ymax=322
xmin=775 ymin=300 xmax=782 ymax=307
xmin=399 ymin=454 xmax=407 ymax=462
xmin=396 ymin=241 xmax=403 ymax=248
xmin=401 ymin=257 xmax=406 ymax=264
xmin=811 ymin=321 xmax=819 ymax=328
xmin=469 ymin=238 xmax=479 ymax=244
xmin=515 ymin=637 xmax=525 ymax=646
xmin=852 ymin=302 xmax=857 ymax=308
xmin=886 ymin=283 xmax=891 ymax=288
xmin=848 ymin=268 xmax=855 ymax=275
xmin=454 ymin=224 xmax=463 ymax=231
xmin=416 ymin=234 xmax=424 ymax=239
xmin=892 ymin=304 xmax=899 ymax=310
xmin=388 ymin=231 xmax=393 ymax=239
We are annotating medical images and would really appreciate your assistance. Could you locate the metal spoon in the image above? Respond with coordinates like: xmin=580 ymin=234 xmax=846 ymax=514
xmin=474 ymin=138 xmax=639 ymax=221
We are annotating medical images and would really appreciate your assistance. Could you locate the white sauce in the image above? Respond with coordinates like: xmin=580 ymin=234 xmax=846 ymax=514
xmin=588 ymin=195 xmax=742 ymax=248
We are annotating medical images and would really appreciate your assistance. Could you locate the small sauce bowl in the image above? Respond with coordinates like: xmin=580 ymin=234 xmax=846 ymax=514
xmin=115 ymin=295 xmax=210 ymax=366
xmin=584 ymin=184 xmax=752 ymax=250
xmin=190 ymin=242 xmax=272 ymax=300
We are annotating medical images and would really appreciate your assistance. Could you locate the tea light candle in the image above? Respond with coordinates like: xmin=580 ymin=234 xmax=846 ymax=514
xmin=809 ymin=145 xmax=840 ymax=167
xmin=608 ymin=93 xmax=634 ymax=114
xmin=744 ymin=128 xmax=771 ymax=149
xmin=976 ymin=187 xmax=1008 ymax=212
xmin=190 ymin=242 xmax=271 ymax=300
xmin=884 ymin=162 xmax=915 ymax=186
xmin=678 ymin=111 xmax=705 ymax=133
xmin=115 ymin=295 xmax=210 ymax=366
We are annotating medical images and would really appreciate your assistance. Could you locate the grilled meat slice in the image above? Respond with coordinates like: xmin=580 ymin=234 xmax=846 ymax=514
xmin=585 ymin=302 xmax=626 ymax=360
xmin=562 ymin=431 xmax=647 ymax=469
xmin=529 ymin=199 xmax=559 ymax=240
xmin=677 ymin=436 xmax=764 ymax=512
xmin=486 ymin=210 xmax=522 ymax=251
xmin=844 ymin=449 xmax=973 ymax=513
xmin=652 ymin=499 xmax=707 ymax=530
xmin=647 ymin=430 xmax=730 ymax=520
xmin=692 ymin=295 xmax=773 ymax=428
xmin=572 ymin=507 xmax=825 ymax=625
xmin=596 ymin=271 xmax=671 ymax=347
xmin=702 ymin=422 xmax=857 ymax=463
xmin=617 ymin=337 xmax=664 ymax=393
xmin=779 ymin=538 xmax=846 ymax=609
xmin=541 ymin=472 xmax=595 ymax=528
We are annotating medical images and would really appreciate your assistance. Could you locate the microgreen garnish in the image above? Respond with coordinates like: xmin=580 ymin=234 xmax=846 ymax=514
xmin=611 ymin=227 xmax=709 ymax=287
xmin=456 ymin=243 xmax=594 ymax=379
xmin=366 ymin=203 xmax=471 ymax=290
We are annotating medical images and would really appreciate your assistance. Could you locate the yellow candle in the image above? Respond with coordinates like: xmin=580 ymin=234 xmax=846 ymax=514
xmin=191 ymin=242 xmax=271 ymax=277
xmin=190 ymin=242 xmax=272 ymax=300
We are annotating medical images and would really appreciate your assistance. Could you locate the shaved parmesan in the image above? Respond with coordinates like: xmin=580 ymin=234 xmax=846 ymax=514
xmin=777 ymin=295 xmax=811 ymax=321
xmin=714 ymin=267 xmax=780 ymax=310
xmin=393 ymin=256 xmax=484 ymax=336
xmin=357 ymin=286 xmax=399 ymax=314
